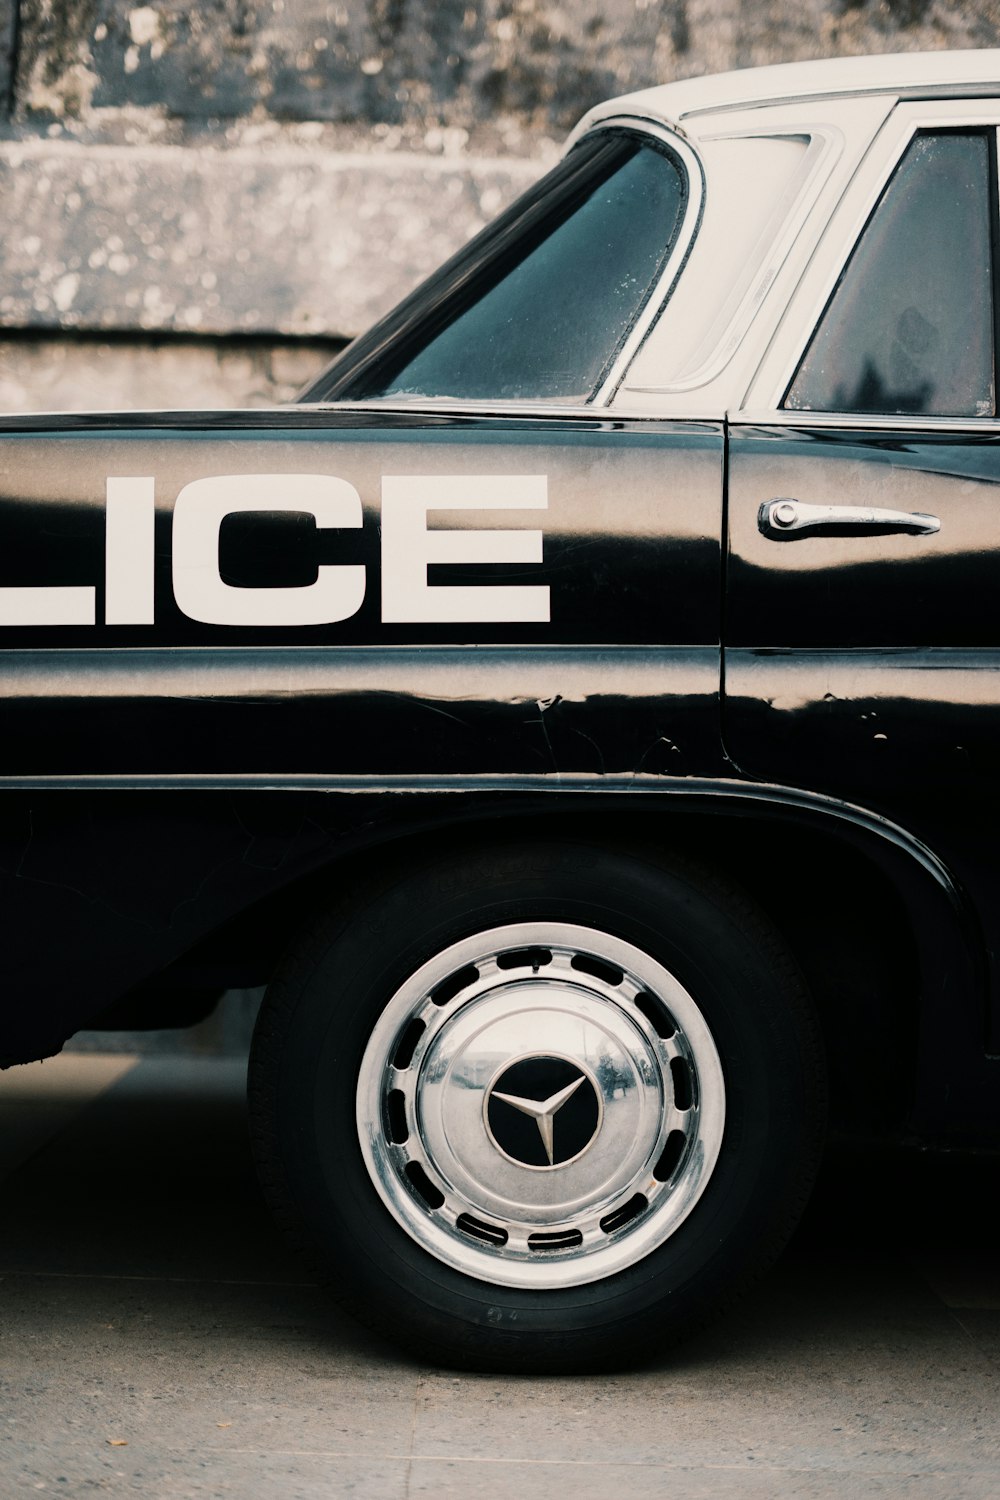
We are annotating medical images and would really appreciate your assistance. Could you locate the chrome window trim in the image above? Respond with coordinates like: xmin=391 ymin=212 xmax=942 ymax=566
xmin=624 ymin=125 xmax=843 ymax=396
xmin=296 ymin=396 xmax=720 ymax=425
xmin=571 ymin=116 xmax=707 ymax=407
xmin=757 ymin=102 xmax=1000 ymax=416
xmin=733 ymin=409 xmax=1000 ymax=433
xmin=0 ymin=398 xmax=723 ymax=427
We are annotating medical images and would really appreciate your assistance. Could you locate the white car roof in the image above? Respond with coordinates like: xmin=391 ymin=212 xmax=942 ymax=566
xmin=575 ymin=50 xmax=1000 ymax=417
xmin=579 ymin=48 xmax=1000 ymax=131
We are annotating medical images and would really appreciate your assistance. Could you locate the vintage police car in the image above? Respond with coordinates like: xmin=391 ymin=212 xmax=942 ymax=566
xmin=2 ymin=49 xmax=1000 ymax=1371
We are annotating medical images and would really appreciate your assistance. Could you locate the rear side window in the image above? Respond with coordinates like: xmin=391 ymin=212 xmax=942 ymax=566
xmin=786 ymin=132 xmax=995 ymax=418
xmin=304 ymin=131 xmax=689 ymax=405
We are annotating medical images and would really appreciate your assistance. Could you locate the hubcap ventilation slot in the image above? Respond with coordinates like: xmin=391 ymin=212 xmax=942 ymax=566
xmin=570 ymin=953 xmax=625 ymax=986
xmin=431 ymin=965 xmax=480 ymax=1005
xmin=670 ymin=1056 xmax=693 ymax=1110
xmin=405 ymin=1161 xmax=444 ymax=1210
xmin=600 ymin=1193 xmax=648 ymax=1234
xmin=392 ymin=1017 xmax=425 ymax=1070
xmin=457 ymin=1213 xmax=509 ymax=1246
xmin=634 ymin=989 xmax=677 ymax=1038
xmin=386 ymin=1089 xmax=409 ymax=1144
xmin=654 ymin=1130 xmax=687 ymax=1183
xmin=528 ymin=1229 xmax=584 ymax=1251
xmin=497 ymin=947 xmax=552 ymax=971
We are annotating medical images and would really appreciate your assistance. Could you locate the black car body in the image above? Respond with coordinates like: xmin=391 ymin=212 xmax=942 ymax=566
xmin=2 ymin=51 xmax=999 ymax=1369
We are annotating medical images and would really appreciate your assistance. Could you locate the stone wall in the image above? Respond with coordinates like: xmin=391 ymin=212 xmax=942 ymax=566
xmin=12 ymin=1 xmax=1000 ymax=139
xmin=2 ymin=1 xmax=999 ymax=409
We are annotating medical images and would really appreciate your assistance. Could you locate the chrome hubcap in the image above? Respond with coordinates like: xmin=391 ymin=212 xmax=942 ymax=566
xmin=356 ymin=922 xmax=726 ymax=1289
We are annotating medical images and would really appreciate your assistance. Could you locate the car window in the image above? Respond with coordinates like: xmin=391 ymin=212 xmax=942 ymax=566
xmin=785 ymin=131 xmax=995 ymax=418
xmin=302 ymin=130 xmax=689 ymax=405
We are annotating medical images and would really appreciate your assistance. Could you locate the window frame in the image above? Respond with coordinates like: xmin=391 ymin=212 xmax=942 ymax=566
xmin=741 ymin=98 xmax=1000 ymax=430
xmin=298 ymin=117 xmax=705 ymax=412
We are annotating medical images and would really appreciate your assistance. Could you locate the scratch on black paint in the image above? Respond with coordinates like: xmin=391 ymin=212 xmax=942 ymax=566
xmin=566 ymin=724 xmax=606 ymax=776
xmin=631 ymin=734 xmax=685 ymax=780
xmin=535 ymin=694 xmax=562 ymax=777
xmin=414 ymin=698 xmax=471 ymax=727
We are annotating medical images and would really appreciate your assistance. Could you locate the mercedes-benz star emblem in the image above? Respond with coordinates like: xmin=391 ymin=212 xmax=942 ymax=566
xmin=485 ymin=1055 xmax=602 ymax=1169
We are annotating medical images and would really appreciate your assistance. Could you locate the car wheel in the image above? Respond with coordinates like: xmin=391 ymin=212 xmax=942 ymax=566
xmin=248 ymin=840 xmax=825 ymax=1371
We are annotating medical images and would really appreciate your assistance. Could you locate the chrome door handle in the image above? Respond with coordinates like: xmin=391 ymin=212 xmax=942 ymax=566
xmin=759 ymin=498 xmax=941 ymax=539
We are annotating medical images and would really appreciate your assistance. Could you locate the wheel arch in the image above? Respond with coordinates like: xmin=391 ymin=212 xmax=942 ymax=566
xmin=202 ymin=778 xmax=983 ymax=1136
xmin=60 ymin=777 xmax=981 ymax=1139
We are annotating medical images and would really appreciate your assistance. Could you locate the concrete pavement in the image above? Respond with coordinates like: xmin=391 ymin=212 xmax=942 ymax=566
xmin=1 ymin=1052 xmax=998 ymax=1497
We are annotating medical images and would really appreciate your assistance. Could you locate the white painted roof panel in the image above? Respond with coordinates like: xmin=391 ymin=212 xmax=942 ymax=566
xmin=578 ymin=49 xmax=1000 ymax=132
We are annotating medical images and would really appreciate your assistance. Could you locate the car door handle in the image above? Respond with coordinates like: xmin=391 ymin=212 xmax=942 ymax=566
xmin=759 ymin=498 xmax=941 ymax=539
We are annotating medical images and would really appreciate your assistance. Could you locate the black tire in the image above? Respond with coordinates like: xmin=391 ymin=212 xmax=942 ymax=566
xmin=248 ymin=840 xmax=825 ymax=1372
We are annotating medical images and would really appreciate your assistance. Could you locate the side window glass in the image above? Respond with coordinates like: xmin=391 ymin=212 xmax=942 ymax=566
xmin=328 ymin=134 xmax=688 ymax=405
xmin=786 ymin=132 xmax=995 ymax=418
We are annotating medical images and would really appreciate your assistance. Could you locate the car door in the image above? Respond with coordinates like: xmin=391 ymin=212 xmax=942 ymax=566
xmin=0 ymin=411 xmax=723 ymax=779
xmin=725 ymin=112 xmax=1000 ymax=1061
xmin=0 ymin=120 xmax=725 ymax=784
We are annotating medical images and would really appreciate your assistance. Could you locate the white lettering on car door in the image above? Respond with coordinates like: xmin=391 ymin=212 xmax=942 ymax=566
xmin=171 ymin=474 xmax=366 ymax=626
xmin=380 ymin=475 xmax=549 ymax=624
xmin=106 ymin=476 xmax=156 ymax=624
xmin=0 ymin=581 xmax=97 ymax=626
xmin=0 ymin=472 xmax=551 ymax=626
